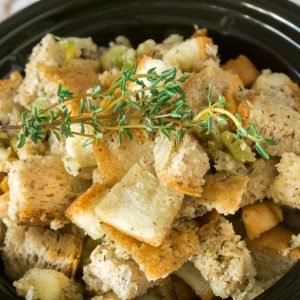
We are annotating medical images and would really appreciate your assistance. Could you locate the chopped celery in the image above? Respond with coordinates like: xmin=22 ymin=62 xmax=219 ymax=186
xmin=220 ymin=131 xmax=256 ymax=163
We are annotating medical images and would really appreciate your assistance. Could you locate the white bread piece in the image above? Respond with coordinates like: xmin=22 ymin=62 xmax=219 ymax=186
xmin=65 ymin=184 xmax=109 ymax=240
xmin=184 ymin=63 xmax=243 ymax=116
xmin=0 ymin=71 xmax=23 ymax=124
xmin=93 ymin=130 xmax=154 ymax=187
xmin=102 ymin=221 xmax=199 ymax=281
xmin=190 ymin=214 xmax=256 ymax=299
xmin=197 ymin=172 xmax=249 ymax=215
xmin=16 ymin=139 xmax=46 ymax=160
xmin=13 ymin=268 xmax=83 ymax=300
xmin=241 ymin=158 xmax=278 ymax=207
xmin=163 ymin=37 xmax=218 ymax=72
xmin=252 ymin=69 xmax=300 ymax=113
xmin=96 ymin=163 xmax=184 ymax=247
xmin=2 ymin=220 xmax=82 ymax=280
xmin=247 ymin=95 xmax=300 ymax=156
xmin=246 ymin=225 xmax=300 ymax=282
xmin=8 ymin=155 xmax=74 ymax=226
xmin=154 ymin=131 xmax=210 ymax=197
xmin=269 ymin=152 xmax=300 ymax=209
xmin=17 ymin=34 xmax=99 ymax=109
xmin=83 ymin=245 xmax=157 ymax=299
xmin=137 ymin=34 xmax=184 ymax=59
xmin=179 ymin=196 xmax=208 ymax=219
xmin=175 ymin=262 xmax=214 ymax=300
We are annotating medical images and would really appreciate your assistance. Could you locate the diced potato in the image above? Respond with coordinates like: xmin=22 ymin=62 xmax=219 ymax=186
xmin=242 ymin=201 xmax=283 ymax=240
xmin=223 ymin=55 xmax=260 ymax=87
xmin=96 ymin=163 xmax=184 ymax=247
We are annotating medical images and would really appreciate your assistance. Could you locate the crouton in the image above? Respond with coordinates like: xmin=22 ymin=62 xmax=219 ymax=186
xmin=17 ymin=139 xmax=46 ymax=160
xmin=245 ymin=225 xmax=300 ymax=282
xmin=90 ymin=293 xmax=119 ymax=300
xmin=175 ymin=262 xmax=214 ymax=300
xmin=0 ymin=192 xmax=9 ymax=218
xmin=269 ymin=152 xmax=300 ymax=209
xmin=242 ymin=200 xmax=283 ymax=240
xmin=102 ymin=221 xmax=200 ymax=281
xmin=96 ymin=163 xmax=183 ymax=247
xmin=93 ymin=130 xmax=153 ymax=187
xmin=247 ymin=95 xmax=300 ymax=156
xmin=190 ymin=215 xmax=256 ymax=298
xmin=223 ymin=55 xmax=260 ymax=87
xmin=17 ymin=34 xmax=99 ymax=109
xmin=83 ymin=245 xmax=157 ymax=299
xmin=184 ymin=64 xmax=243 ymax=116
xmin=163 ymin=37 xmax=217 ymax=72
xmin=2 ymin=221 xmax=82 ymax=280
xmin=136 ymin=34 xmax=184 ymax=59
xmin=179 ymin=196 xmax=208 ymax=219
xmin=65 ymin=184 xmax=109 ymax=240
xmin=241 ymin=158 xmax=278 ymax=207
xmin=13 ymin=268 xmax=83 ymax=300
xmin=252 ymin=69 xmax=300 ymax=113
xmin=0 ymin=71 xmax=23 ymax=124
xmin=154 ymin=131 xmax=210 ymax=197
xmin=197 ymin=172 xmax=249 ymax=215
xmin=8 ymin=155 xmax=74 ymax=226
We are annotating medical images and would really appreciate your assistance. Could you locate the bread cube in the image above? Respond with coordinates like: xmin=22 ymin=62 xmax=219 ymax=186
xmin=242 ymin=200 xmax=283 ymax=240
xmin=102 ymin=221 xmax=199 ymax=281
xmin=96 ymin=163 xmax=184 ymax=247
xmin=65 ymin=184 xmax=109 ymax=240
xmin=241 ymin=158 xmax=278 ymax=207
xmin=8 ymin=155 xmax=74 ymax=226
xmin=190 ymin=215 xmax=256 ymax=298
xmin=0 ymin=192 xmax=9 ymax=218
xmin=163 ymin=37 xmax=217 ymax=72
xmin=93 ymin=130 xmax=154 ymax=187
xmin=246 ymin=225 xmax=300 ymax=282
xmin=154 ymin=131 xmax=210 ymax=197
xmin=83 ymin=245 xmax=157 ymax=299
xmin=179 ymin=196 xmax=208 ymax=219
xmin=223 ymin=55 xmax=260 ymax=87
xmin=175 ymin=262 xmax=214 ymax=300
xmin=198 ymin=172 xmax=249 ymax=215
xmin=0 ymin=71 xmax=23 ymax=124
xmin=2 ymin=220 xmax=82 ymax=280
xmin=90 ymin=293 xmax=119 ymax=300
xmin=13 ymin=268 xmax=83 ymax=300
xmin=269 ymin=152 xmax=300 ymax=209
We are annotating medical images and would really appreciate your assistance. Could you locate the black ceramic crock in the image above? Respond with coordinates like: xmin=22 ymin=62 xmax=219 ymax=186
xmin=0 ymin=0 xmax=299 ymax=299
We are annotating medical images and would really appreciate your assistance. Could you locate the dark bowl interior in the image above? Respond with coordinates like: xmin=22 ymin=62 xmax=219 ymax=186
xmin=0 ymin=0 xmax=299 ymax=299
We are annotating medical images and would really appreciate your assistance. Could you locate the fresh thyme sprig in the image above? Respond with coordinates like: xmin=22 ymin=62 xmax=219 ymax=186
xmin=0 ymin=66 xmax=276 ymax=159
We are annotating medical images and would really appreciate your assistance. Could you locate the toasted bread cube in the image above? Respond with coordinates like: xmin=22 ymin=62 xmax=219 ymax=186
xmin=246 ymin=225 xmax=300 ymax=282
xmin=17 ymin=34 xmax=99 ymax=109
xmin=197 ymin=172 xmax=249 ymax=215
xmin=175 ymin=262 xmax=214 ymax=300
xmin=83 ymin=245 xmax=157 ymax=299
xmin=93 ymin=130 xmax=154 ymax=187
xmin=163 ymin=37 xmax=217 ymax=72
xmin=190 ymin=215 xmax=256 ymax=298
xmin=90 ymin=293 xmax=119 ymax=300
xmin=2 ymin=221 xmax=82 ymax=280
xmin=269 ymin=152 xmax=300 ymax=209
xmin=223 ymin=55 xmax=260 ymax=87
xmin=241 ymin=158 xmax=278 ymax=207
xmin=0 ymin=192 xmax=9 ymax=218
xmin=96 ymin=163 xmax=184 ymax=247
xmin=247 ymin=95 xmax=300 ymax=156
xmin=65 ymin=184 xmax=109 ymax=240
xmin=8 ymin=155 xmax=74 ymax=226
xmin=0 ymin=71 xmax=23 ymax=124
xmin=154 ymin=131 xmax=210 ymax=197
xmin=242 ymin=200 xmax=283 ymax=240
xmin=16 ymin=139 xmax=47 ymax=160
xmin=184 ymin=64 xmax=242 ymax=116
xmin=13 ymin=268 xmax=83 ymax=300
xmin=179 ymin=196 xmax=208 ymax=219
xmin=103 ymin=221 xmax=199 ymax=281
